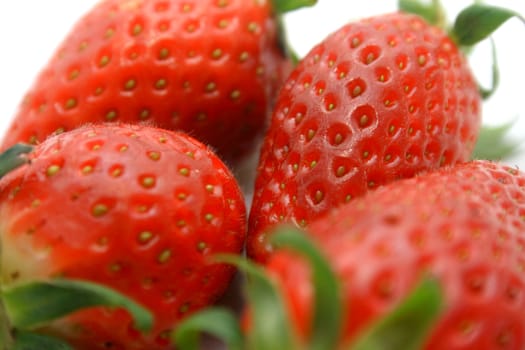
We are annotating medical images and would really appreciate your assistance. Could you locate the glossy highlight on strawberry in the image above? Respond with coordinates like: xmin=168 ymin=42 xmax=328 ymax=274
xmin=0 ymin=123 xmax=246 ymax=349
xmin=248 ymin=12 xmax=482 ymax=263
xmin=1 ymin=0 xmax=291 ymax=163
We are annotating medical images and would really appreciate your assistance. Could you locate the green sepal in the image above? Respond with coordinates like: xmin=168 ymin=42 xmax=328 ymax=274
xmin=2 ymin=278 xmax=153 ymax=333
xmin=172 ymin=308 xmax=243 ymax=350
xmin=172 ymin=255 xmax=296 ymax=350
xmin=478 ymin=38 xmax=500 ymax=100
xmin=349 ymin=277 xmax=444 ymax=350
xmin=215 ymin=254 xmax=298 ymax=350
xmin=12 ymin=330 xmax=74 ymax=350
xmin=0 ymin=300 xmax=14 ymax=349
xmin=271 ymin=226 xmax=343 ymax=350
xmin=398 ymin=0 xmax=446 ymax=28
xmin=0 ymin=144 xmax=33 ymax=179
xmin=452 ymin=4 xmax=525 ymax=47
xmin=472 ymin=120 xmax=521 ymax=160
xmin=271 ymin=0 xmax=318 ymax=65
xmin=271 ymin=0 xmax=317 ymax=15
xmin=173 ymin=227 xmax=345 ymax=350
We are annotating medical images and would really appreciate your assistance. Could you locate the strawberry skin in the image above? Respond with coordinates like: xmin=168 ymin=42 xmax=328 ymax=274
xmin=248 ymin=12 xmax=481 ymax=262
xmin=1 ymin=0 xmax=290 ymax=163
xmin=0 ymin=124 xmax=246 ymax=349
xmin=266 ymin=160 xmax=525 ymax=349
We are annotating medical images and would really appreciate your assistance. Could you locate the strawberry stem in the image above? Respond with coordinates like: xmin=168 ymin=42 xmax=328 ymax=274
xmin=477 ymin=38 xmax=500 ymax=100
xmin=0 ymin=144 xmax=32 ymax=179
xmin=271 ymin=0 xmax=317 ymax=15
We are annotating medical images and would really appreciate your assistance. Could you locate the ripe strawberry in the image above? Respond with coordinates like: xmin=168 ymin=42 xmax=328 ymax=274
xmin=0 ymin=123 xmax=246 ymax=349
xmin=248 ymin=11 xmax=483 ymax=262
xmin=266 ymin=160 xmax=525 ymax=349
xmin=0 ymin=0 xmax=298 ymax=164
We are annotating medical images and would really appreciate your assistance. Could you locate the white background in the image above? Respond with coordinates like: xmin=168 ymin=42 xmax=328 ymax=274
xmin=0 ymin=1 xmax=523 ymax=168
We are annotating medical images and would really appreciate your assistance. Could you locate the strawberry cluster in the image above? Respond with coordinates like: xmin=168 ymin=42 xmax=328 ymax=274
xmin=0 ymin=1 xmax=523 ymax=349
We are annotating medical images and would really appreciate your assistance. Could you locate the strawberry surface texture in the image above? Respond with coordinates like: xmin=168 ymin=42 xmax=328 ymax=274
xmin=266 ymin=160 xmax=525 ymax=349
xmin=0 ymin=124 xmax=246 ymax=349
xmin=248 ymin=12 xmax=482 ymax=263
xmin=0 ymin=0 xmax=291 ymax=164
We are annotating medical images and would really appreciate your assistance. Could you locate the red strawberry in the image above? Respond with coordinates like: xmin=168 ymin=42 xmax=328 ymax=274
xmin=0 ymin=123 xmax=246 ymax=349
xmin=0 ymin=0 xmax=297 ymax=164
xmin=248 ymin=11 xmax=483 ymax=262
xmin=266 ymin=160 xmax=525 ymax=349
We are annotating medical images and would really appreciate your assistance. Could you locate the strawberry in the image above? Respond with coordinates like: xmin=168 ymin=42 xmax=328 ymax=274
xmin=0 ymin=123 xmax=246 ymax=349
xmin=265 ymin=160 xmax=525 ymax=349
xmin=0 ymin=0 xmax=316 ymax=164
xmin=247 ymin=10 xmax=486 ymax=262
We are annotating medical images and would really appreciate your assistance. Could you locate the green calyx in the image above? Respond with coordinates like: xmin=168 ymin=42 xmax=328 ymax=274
xmin=398 ymin=0 xmax=447 ymax=29
xmin=472 ymin=119 xmax=521 ymax=161
xmin=348 ymin=277 xmax=443 ymax=350
xmin=452 ymin=4 xmax=525 ymax=47
xmin=0 ymin=144 xmax=33 ymax=179
xmin=399 ymin=0 xmax=524 ymax=99
xmin=453 ymin=3 xmax=524 ymax=161
xmin=400 ymin=0 xmax=525 ymax=161
xmin=1 ymin=278 xmax=154 ymax=349
xmin=173 ymin=226 xmax=444 ymax=350
xmin=172 ymin=308 xmax=244 ymax=350
xmin=11 ymin=331 xmax=74 ymax=350
xmin=272 ymin=227 xmax=343 ymax=350
xmin=399 ymin=0 xmax=524 ymax=46
xmin=0 ymin=300 xmax=14 ymax=349
xmin=271 ymin=0 xmax=318 ymax=65
xmin=173 ymin=255 xmax=297 ymax=350
xmin=271 ymin=0 xmax=317 ymax=15
xmin=173 ymin=226 xmax=339 ymax=350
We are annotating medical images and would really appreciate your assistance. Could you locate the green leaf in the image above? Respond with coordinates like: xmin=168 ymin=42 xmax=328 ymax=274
xmin=215 ymin=255 xmax=298 ymax=350
xmin=453 ymin=4 xmax=525 ymax=46
xmin=398 ymin=0 xmax=447 ymax=28
xmin=12 ymin=330 xmax=73 ymax=350
xmin=271 ymin=0 xmax=317 ymax=14
xmin=271 ymin=226 xmax=343 ymax=350
xmin=0 ymin=300 xmax=14 ymax=349
xmin=472 ymin=120 xmax=521 ymax=160
xmin=478 ymin=38 xmax=500 ymax=100
xmin=2 ymin=279 xmax=153 ymax=332
xmin=349 ymin=277 xmax=444 ymax=350
xmin=172 ymin=308 xmax=243 ymax=350
xmin=0 ymin=144 xmax=32 ymax=179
